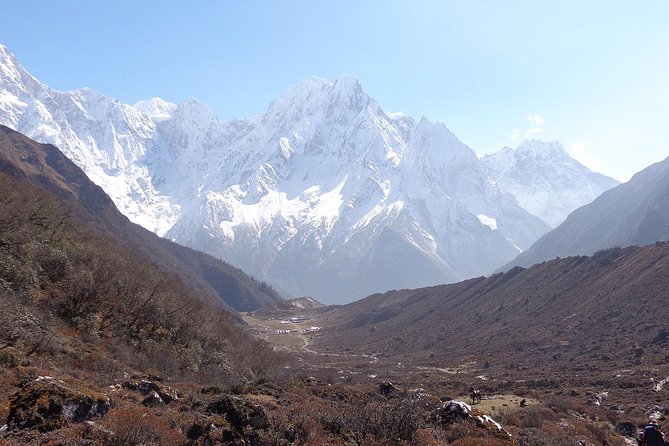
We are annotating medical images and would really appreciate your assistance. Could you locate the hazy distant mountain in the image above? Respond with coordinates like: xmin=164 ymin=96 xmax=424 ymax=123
xmin=505 ymin=155 xmax=669 ymax=270
xmin=482 ymin=140 xmax=619 ymax=227
xmin=0 ymin=43 xmax=619 ymax=303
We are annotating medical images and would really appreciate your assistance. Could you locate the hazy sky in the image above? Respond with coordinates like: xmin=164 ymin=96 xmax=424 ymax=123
xmin=2 ymin=0 xmax=668 ymax=181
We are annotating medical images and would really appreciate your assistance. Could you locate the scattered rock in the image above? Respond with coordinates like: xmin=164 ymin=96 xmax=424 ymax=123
xmin=7 ymin=377 xmax=109 ymax=431
xmin=304 ymin=376 xmax=319 ymax=386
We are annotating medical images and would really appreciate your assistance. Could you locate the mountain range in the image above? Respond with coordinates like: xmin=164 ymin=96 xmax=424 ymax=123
xmin=0 ymin=44 xmax=617 ymax=303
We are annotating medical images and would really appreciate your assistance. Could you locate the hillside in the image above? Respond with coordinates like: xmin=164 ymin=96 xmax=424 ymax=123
xmin=316 ymin=243 xmax=669 ymax=382
xmin=505 ymin=155 xmax=669 ymax=270
xmin=0 ymin=125 xmax=283 ymax=311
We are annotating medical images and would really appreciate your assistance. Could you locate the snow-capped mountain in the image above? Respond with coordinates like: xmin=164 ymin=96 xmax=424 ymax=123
xmin=0 ymin=43 xmax=573 ymax=303
xmin=482 ymin=141 xmax=619 ymax=227
xmin=505 ymin=154 xmax=669 ymax=271
xmin=0 ymin=45 xmax=178 ymax=235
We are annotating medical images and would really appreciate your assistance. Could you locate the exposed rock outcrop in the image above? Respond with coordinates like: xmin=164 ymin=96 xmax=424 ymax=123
xmin=7 ymin=376 xmax=109 ymax=431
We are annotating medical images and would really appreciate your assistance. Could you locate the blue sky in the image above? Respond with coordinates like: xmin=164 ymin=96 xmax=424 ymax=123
xmin=2 ymin=0 xmax=668 ymax=181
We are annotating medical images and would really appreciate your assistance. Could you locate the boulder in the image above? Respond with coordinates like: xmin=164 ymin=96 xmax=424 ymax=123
xmin=378 ymin=381 xmax=401 ymax=396
xmin=615 ymin=420 xmax=637 ymax=437
xmin=7 ymin=377 xmax=109 ymax=431
xmin=431 ymin=400 xmax=511 ymax=439
xmin=142 ymin=391 xmax=165 ymax=408
xmin=122 ymin=378 xmax=178 ymax=404
xmin=206 ymin=394 xmax=270 ymax=431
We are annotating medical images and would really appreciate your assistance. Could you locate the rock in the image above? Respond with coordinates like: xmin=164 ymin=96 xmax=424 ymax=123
xmin=615 ymin=420 xmax=636 ymax=437
xmin=186 ymin=419 xmax=209 ymax=440
xmin=122 ymin=379 xmax=160 ymax=394
xmin=206 ymin=394 xmax=270 ymax=431
xmin=157 ymin=387 xmax=178 ymax=404
xmin=431 ymin=400 xmax=511 ymax=439
xmin=142 ymin=391 xmax=165 ymax=408
xmin=432 ymin=400 xmax=472 ymax=424
xmin=122 ymin=378 xmax=178 ymax=404
xmin=304 ymin=376 xmax=319 ymax=386
xmin=378 ymin=381 xmax=401 ymax=396
xmin=7 ymin=377 xmax=109 ymax=431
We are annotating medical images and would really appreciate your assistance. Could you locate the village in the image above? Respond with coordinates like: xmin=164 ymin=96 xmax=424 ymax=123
xmin=274 ymin=316 xmax=321 ymax=335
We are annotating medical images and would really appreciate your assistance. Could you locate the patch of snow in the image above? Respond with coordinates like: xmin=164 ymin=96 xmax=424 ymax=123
xmin=477 ymin=215 xmax=497 ymax=230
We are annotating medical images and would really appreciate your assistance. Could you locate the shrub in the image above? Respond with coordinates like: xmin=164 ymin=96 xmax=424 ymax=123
xmin=96 ymin=406 xmax=186 ymax=446
xmin=0 ymin=351 xmax=18 ymax=368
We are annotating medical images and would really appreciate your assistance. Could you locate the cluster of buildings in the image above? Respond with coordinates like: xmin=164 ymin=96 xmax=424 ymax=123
xmin=273 ymin=326 xmax=321 ymax=335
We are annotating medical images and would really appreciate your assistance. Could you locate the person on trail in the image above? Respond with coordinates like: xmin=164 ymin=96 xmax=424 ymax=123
xmin=639 ymin=420 xmax=666 ymax=446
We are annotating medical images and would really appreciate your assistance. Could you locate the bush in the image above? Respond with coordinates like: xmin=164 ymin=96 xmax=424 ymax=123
xmin=0 ymin=351 xmax=18 ymax=368
xmin=97 ymin=406 xmax=186 ymax=446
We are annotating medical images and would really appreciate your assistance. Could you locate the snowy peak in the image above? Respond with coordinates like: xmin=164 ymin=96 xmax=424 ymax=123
xmin=0 ymin=43 xmax=32 ymax=88
xmin=173 ymin=97 xmax=218 ymax=127
xmin=516 ymin=139 xmax=571 ymax=160
xmin=408 ymin=118 xmax=477 ymax=164
xmin=483 ymin=140 xmax=619 ymax=227
xmin=134 ymin=97 xmax=177 ymax=121
xmin=265 ymin=74 xmax=372 ymax=126
xmin=329 ymin=74 xmax=368 ymax=111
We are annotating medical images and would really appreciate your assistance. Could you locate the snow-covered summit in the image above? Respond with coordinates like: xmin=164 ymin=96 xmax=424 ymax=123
xmin=134 ymin=97 xmax=177 ymax=121
xmin=516 ymin=139 xmax=571 ymax=159
xmin=483 ymin=140 xmax=619 ymax=227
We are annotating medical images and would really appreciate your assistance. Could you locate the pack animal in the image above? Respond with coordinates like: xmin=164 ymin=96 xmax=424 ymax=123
xmin=469 ymin=389 xmax=481 ymax=405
